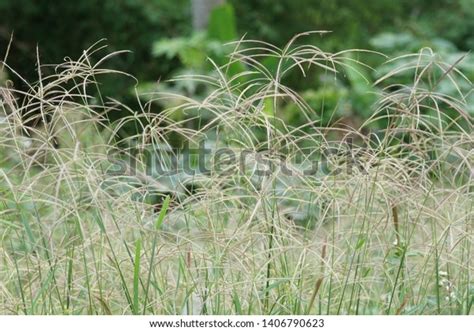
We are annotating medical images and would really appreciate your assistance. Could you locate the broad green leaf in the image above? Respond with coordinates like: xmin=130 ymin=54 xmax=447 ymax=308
xmin=155 ymin=195 xmax=170 ymax=230
xmin=208 ymin=3 xmax=237 ymax=42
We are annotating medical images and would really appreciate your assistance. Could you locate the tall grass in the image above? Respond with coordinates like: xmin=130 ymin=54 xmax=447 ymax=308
xmin=0 ymin=34 xmax=472 ymax=314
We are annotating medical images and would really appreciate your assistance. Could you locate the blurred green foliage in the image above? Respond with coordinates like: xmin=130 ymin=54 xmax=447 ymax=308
xmin=230 ymin=0 xmax=474 ymax=52
xmin=0 ymin=0 xmax=472 ymax=127
xmin=0 ymin=0 xmax=190 ymax=97
xmin=142 ymin=3 xmax=244 ymax=112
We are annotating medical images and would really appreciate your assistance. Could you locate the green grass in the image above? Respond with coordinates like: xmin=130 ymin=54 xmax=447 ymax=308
xmin=0 ymin=34 xmax=472 ymax=315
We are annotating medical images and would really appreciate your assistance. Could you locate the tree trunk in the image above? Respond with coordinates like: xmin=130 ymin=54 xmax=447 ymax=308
xmin=191 ymin=0 xmax=224 ymax=30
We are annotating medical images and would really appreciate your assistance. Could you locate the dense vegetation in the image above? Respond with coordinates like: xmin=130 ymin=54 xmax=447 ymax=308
xmin=0 ymin=1 xmax=472 ymax=315
xmin=1 ymin=0 xmax=473 ymax=106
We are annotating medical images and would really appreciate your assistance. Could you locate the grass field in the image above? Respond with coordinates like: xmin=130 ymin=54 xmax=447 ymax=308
xmin=0 ymin=35 xmax=472 ymax=314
